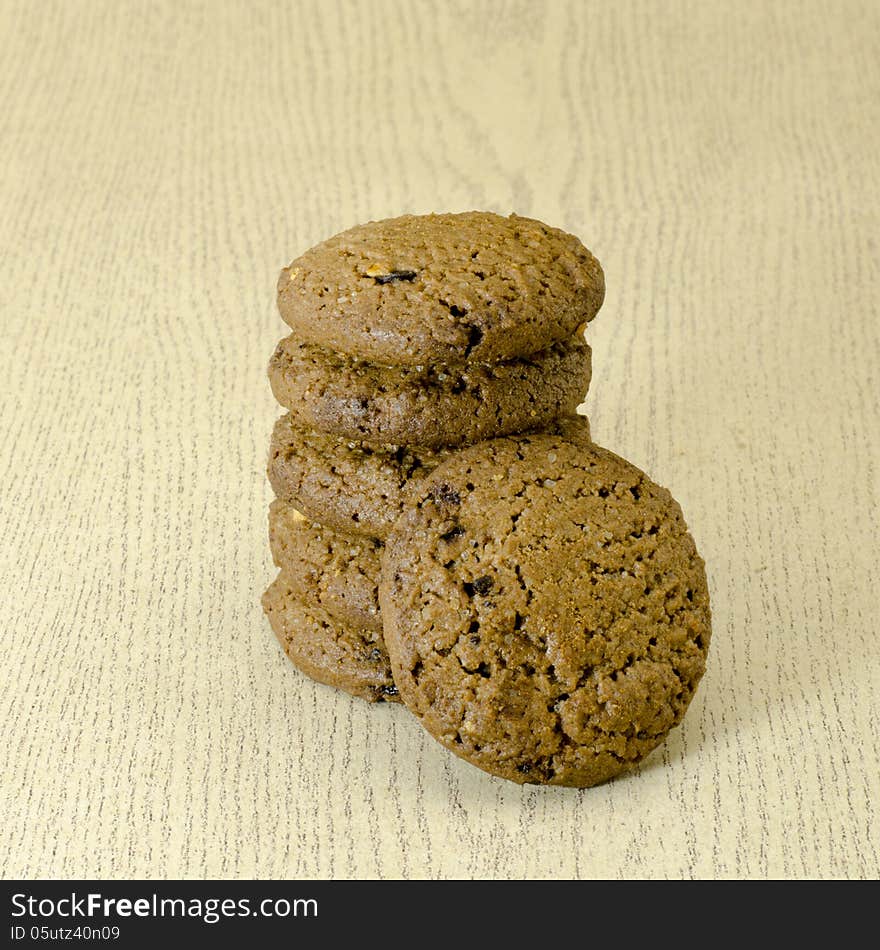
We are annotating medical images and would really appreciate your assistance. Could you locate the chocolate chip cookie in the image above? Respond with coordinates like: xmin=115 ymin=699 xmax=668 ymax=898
xmin=268 ymin=500 xmax=381 ymax=631
xmin=379 ymin=435 xmax=711 ymax=787
xmin=277 ymin=211 xmax=604 ymax=366
xmin=268 ymin=335 xmax=591 ymax=449
xmin=262 ymin=572 xmax=399 ymax=703
xmin=268 ymin=413 xmax=593 ymax=539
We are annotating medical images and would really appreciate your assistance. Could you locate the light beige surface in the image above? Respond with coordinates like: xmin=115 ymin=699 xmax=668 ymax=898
xmin=1 ymin=0 xmax=878 ymax=880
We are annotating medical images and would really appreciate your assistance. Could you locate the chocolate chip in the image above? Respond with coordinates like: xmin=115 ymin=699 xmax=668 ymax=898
xmin=472 ymin=575 xmax=493 ymax=595
xmin=462 ymin=576 xmax=493 ymax=598
xmin=380 ymin=684 xmax=399 ymax=696
xmin=373 ymin=269 xmax=418 ymax=284
xmin=516 ymin=762 xmax=532 ymax=774
xmin=440 ymin=524 xmax=465 ymax=542
xmin=438 ymin=298 xmax=468 ymax=317
xmin=433 ymin=484 xmax=461 ymax=506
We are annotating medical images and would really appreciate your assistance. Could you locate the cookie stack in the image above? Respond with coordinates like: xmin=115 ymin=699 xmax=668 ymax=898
xmin=263 ymin=212 xmax=605 ymax=703
xmin=263 ymin=211 xmax=712 ymax=787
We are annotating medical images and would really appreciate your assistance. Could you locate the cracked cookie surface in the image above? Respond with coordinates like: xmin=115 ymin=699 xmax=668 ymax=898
xmin=268 ymin=500 xmax=382 ymax=631
xmin=268 ymin=413 xmax=592 ymax=540
xmin=262 ymin=571 xmax=399 ymax=704
xmin=277 ymin=211 xmax=604 ymax=366
xmin=378 ymin=435 xmax=711 ymax=787
xmin=268 ymin=335 xmax=591 ymax=449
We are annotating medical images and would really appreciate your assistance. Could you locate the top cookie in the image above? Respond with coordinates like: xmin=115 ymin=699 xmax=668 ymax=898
xmin=277 ymin=212 xmax=605 ymax=365
xmin=379 ymin=435 xmax=711 ymax=788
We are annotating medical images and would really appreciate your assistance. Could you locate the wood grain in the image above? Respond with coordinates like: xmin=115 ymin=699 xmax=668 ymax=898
xmin=1 ymin=0 xmax=877 ymax=879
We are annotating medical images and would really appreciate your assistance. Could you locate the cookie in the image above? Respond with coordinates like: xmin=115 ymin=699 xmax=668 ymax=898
xmin=268 ymin=500 xmax=382 ymax=631
xmin=262 ymin=572 xmax=399 ymax=703
xmin=379 ymin=435 xmax=711 ymax=787
xmin=268 ymin=335 xmax=591 ymax=449
xmin=268 ymin=413 xmax=593 ymax=540
xmin=277 ymin=212 xmax=604 ymax=367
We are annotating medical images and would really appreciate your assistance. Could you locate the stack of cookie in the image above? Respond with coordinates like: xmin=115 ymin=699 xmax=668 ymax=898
xmin=262 ymin=212 xmax=605 ymax=703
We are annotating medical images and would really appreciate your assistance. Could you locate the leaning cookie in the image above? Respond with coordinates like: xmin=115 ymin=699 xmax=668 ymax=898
xmin=277 ymin=211 xmax=604 ymax=366
xmin=268 ymin=500 xmax=382 ymax=632
xmin=379 ymin=435 xmax=711 ymax=787
xmin=268 ymin=335 xmax=591 ymax=449
xmin=268 ymin=413 xmax=593 ymax=540
xmin=262 ymin=572 xmax=399 ymax=704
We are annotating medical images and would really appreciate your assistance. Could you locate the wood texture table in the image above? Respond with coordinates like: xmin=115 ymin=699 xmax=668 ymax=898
xmin=2 ymin=0 xmax=877 ymax=879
